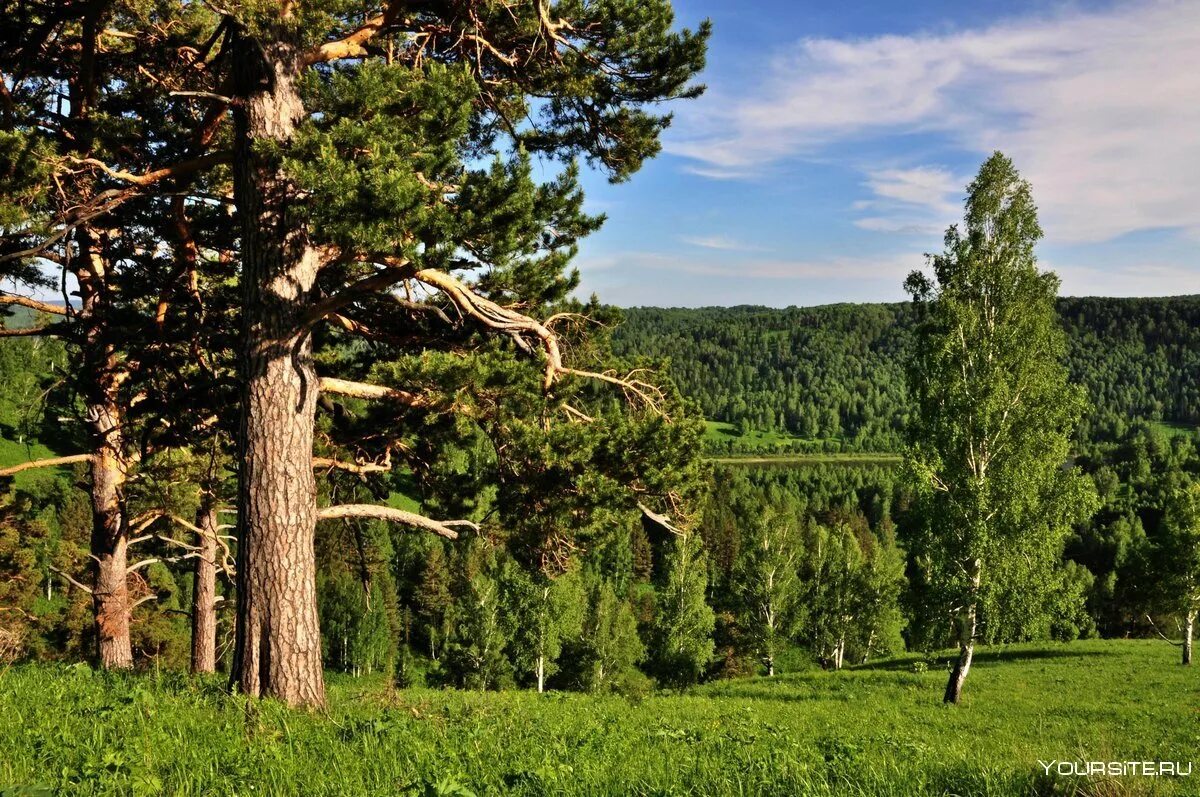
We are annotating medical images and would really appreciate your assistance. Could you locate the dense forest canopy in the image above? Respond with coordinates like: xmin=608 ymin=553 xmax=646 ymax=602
xmin=613 ymin=296 xmax=1200 ymax=451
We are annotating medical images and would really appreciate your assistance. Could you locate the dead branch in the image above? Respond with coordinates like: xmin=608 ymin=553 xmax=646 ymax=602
xmin=0 ymin=454 xmax=93 ymax=477
xmin=126 ymin=558 xmax=159 ymax=574
xmin=318 ymin=375 xmax=430 ymax=407
xmin=49 ymin=565 xmax=92 ymax=594
xmin=303 ymin=262 xmax=414 ymax=328
xmin=0 ymin=295 xmax=68 ymax=316
xmin=67 ymin=151 xmax=231 ymax=187
xmin=413 ymin=268 xmax=667 ymax=413
xmin=131 ymin=593 xmax=158 ymax=609
xmin=638 ymin=502 xmax=685 ymax=537
xmin=304 ymin=5 xmax=404 ymax=65
xmin=317 ymin=504 xmax=477 ymax=540
xmin=313 ymin=455 xmax=392 ymax=475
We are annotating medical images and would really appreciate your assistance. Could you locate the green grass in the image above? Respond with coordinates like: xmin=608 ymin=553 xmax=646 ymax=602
xmin=1150 ymin=421 xmax=1198 ymax=441
xmin=1 ymin=639 xmax=1195 ymax=796
xmin=0 ymin=437 xmax=74 ymax=490
xmin=703 ymin=420 xmax=823 ymax=450
xmin=710 ymin=453 xmax=902 ymax=467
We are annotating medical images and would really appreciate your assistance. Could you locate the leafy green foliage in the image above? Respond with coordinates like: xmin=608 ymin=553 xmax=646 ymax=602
xmin=613 ymin=296 xmax=1200 ymax=454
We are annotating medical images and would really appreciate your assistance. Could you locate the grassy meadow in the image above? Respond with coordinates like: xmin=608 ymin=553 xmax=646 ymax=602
xmin=2 ymin=639 xmax=1196 ymax=796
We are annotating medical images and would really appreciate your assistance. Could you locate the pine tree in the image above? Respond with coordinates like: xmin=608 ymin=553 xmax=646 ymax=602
xmin=1 ymin=0 xmax=709 ymax=706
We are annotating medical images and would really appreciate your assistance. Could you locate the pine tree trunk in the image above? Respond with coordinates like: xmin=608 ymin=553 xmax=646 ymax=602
xmin=79 ymin=231 xmax=133 ymax=671
xmin=228 ymin=29 xmax=325 ymax=708
xmin=191 ymin=496 xmax=218 ymax=674
xmin=1184 ymin=611 xmax=1194 ymax=666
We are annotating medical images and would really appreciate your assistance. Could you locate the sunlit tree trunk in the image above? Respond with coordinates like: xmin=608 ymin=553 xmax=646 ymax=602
xmin=1184 ymin=611 xmax=1195 ymax=666
xmin=228 ymin=28 xmax=325 ymax=708
xmin=944 ymin=563 xmax=981 ymax=704
xmin=191 ymin=494 xmax=219 ymax=674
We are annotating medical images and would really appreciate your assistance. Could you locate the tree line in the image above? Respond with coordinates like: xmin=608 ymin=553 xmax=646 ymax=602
xmin=613 ymin=298 xmax=1200 ymax=453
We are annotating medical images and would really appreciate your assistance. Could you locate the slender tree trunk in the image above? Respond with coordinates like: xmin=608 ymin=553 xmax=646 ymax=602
xmin=228 ymin=29 xmax=325 ymax=708
xmin=1184 ymin=611 xmax=1194 ymax=666
xmin=766 ymin=654 xmax=774 ymax=677
xmin=536 ymin=655 xmax=545 ymax=693
xmin=191 ymin=494 xmax=218 ymax=674
xmin=944 ymin=565 xmax=981 ymax=704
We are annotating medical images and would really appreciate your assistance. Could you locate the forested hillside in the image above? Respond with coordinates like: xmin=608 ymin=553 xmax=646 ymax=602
xmin=613 ymin=296 xmax=1200 ymax=451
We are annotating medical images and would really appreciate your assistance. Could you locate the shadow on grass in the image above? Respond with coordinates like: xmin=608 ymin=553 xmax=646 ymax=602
xmin=855 ymin=646 xmax=1114 ymax=672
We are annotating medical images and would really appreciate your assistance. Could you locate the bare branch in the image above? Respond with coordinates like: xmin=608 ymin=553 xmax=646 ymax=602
xmin=131 ymin=593 xmax=158 ymax=610
xmin=303 ymin=6 xmax=403 ymax=65
xmin=413 ymin=268 xmax=667 ymax=413
xmin=67 ymin=151 xmax=232 ymax=187
xmin=0 ymin=454 xmax=92 ymax=477
xmin=317 ymin=504 xmax=476 ymax=540
xmin=49 ymin=565 xmax=92 ymax=595
xmin=313 ymin=455 xmax=392 ymax=475
xmin=638 ymin=502 xmax=684 ymax=537
xmin=0 ymin=323 xmax=71 ymax=339
xmin=318 ymin=376 xmax=431 ymax=408
xmin=303 ymin=262 xmax=414 ymax=328
xmin=127 ymin=558 xmax=159 ymax=574
xmin=0 ymin=294 xmax=68 ymax=316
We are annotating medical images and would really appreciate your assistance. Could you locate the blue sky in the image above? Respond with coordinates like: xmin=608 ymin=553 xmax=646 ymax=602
xmin=571 ymin=0 xmax=1200 ymax=307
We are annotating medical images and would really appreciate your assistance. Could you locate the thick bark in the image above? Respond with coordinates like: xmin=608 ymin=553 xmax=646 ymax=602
xmin=191 ymin=495 xmax=218 ymax=674
xmin=229 ymin=30 xmax=326 ymax=708
xmin=78 ymin=228 xmax=134 ymax=671
xmin=91 ymin=445 xmax=131 ymax=669
xmin=1184 ymin=611 xmax=1194 ymax=666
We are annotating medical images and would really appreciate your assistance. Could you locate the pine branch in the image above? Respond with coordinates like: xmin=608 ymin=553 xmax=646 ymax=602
xmin=317 ymin=504 xmax=476 ymax=540
xmin=0 ymin=294 xmax=68 ymax=316
xmin=0 ymin=454 xmax=93 ymax=477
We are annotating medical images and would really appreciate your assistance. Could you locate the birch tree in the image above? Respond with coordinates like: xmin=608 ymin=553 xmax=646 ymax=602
xmin=904 ymin=152 xmax=1092 ymax=704
xmin=1158 ymin=483 xmax=1200 ymax=665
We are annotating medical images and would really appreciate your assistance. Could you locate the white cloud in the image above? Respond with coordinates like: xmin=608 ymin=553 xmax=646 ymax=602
xmin=666 ymin=0 xmax=1200 ymax=243
xmin=853 ymin=166 xmax=962 ymax=234
xmin=679 ymin=234 xmax=768 ymax=252
xmin=1050 ymin=261 xmax=1200 ymax=298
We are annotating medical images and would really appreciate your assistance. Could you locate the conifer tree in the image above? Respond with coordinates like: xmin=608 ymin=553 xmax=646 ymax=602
xmin=2 ymin=0 xmax=708 ymax=705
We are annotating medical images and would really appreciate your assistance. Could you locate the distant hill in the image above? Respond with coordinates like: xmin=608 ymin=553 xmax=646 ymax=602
xmin=612 ymin=296 xmax=1200 ymax=452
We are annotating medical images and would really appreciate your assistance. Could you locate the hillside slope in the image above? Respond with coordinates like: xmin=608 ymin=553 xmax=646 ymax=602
xmin=613 ymin=296 xmax=1200 ymax=451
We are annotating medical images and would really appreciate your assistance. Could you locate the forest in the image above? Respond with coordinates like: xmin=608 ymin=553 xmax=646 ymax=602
xmin=0 ymin=1 xmax=1197 ymax=795
xmin=613 ymin=296 xmax=1200 ymax=453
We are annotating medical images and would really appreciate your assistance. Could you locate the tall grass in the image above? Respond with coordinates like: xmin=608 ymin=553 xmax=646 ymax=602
xmin=0 ymin=640 xmax=1193 ymax=796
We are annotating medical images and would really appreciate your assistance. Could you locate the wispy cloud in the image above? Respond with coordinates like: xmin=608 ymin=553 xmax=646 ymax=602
xmin=679 ymin=234 xmax=768 ymax=252
xmin=853 ymin=166 xmax=962 ymax=235
xmin=666 ymin=0 xmax=1200 ymax=243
